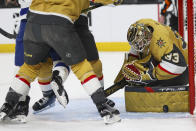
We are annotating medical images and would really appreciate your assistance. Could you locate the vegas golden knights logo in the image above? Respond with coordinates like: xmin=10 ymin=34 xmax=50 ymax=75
xmin=156 ymin=38 xmax=166 ymax=48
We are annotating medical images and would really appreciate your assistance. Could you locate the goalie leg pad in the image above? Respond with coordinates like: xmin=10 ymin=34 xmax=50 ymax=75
xmin=125 ymin=85 xmax=189 ymax=112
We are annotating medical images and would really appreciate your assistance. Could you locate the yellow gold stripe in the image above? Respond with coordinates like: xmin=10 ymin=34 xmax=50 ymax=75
xmin=0 ymin=44 xmax=15 ymax=53
xmin=0 ymin=42 xmax=130 ymax=53
xmin=96 ymin=42 xmax=130 ymax=51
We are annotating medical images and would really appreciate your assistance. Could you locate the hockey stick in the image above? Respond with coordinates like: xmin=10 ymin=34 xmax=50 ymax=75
xmin=104 ymin=78 xmax=152 ymax=97
xmin=104 ymin=78 xmax=128 ymax=97
xmin=104 ymin=75 xmax=189 ymax=97
xmin=0 ymin=28 xmax=17 ymax=39
xmin=81 ymin=3 xmax=103 ymax=13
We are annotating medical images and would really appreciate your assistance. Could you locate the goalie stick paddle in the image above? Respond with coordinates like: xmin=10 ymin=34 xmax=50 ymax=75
xmin=104 ymin=78 xmax=128 ymax=97
xmin=104 ymin=78 xmax=189 ymax=97
xmin=103 ymin=78 xmax=152 ymax=97
xmin=0 ymin=28 xmax=17 ymax=39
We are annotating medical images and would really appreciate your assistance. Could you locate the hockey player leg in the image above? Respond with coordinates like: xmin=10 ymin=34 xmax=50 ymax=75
xmin=8 ymin=96 xmax=30 ymax=123
xmin=0 ymin=62 xmax=41 ymax=122
xmin=32 ymin=82 xmax=56 ymax=114
xmin=90 ymin=59 xmax=115 ymax=107
xmin=91 ymin=88 xmax=121 ymax=124
xmin=0 ymin=74 xmax=31 ymax=122
xmin=71 ymin=60 xmax=121 ymax=124
xmin=51 ymin=61 xmax=70 ymax=108
xmin=33 ymin=60 xmax=56 ymax=113
xmin=101 ymin=87 xmax=115 ymax=107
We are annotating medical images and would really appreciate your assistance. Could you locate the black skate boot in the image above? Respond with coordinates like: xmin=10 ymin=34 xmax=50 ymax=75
xmin=101 ymin=87 xmax=115 ymax=107
xmin=91 ymin=88 xmax=121 ymax=124
xmin=0 ymin=87 xmax=22 ymax=121
xmin=105 ymin=98 xmax=115 ymax=107
xmin=96 ymin=102 xmax=121 ymax=124
xmin=51 ymin=70 xmax=69 ymax=108
xmin=0 ymin=103 xmax=13 ymax=121
xmin=8 ymin=96 xmax=30 ymax=123
xmin=33 ymin=90 xmax=56 ymax=114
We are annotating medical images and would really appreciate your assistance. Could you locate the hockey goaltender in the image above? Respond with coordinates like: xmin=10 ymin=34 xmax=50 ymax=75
xmin=112 ymin=18 xmax=189 ymax=113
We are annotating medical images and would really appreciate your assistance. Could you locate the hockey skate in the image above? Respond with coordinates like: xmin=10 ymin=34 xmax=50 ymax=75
xmin=91 ymin=88 xmax=121 ymax=124
xmin=101 ymin=87 xmax=115 ymax=107
xmin=97 ymin=102 xmax=121 ymax=125
xmin=0 ymin=103 xmax=12 ymax=121
xmin=106 ymin=98 xmax=115 ymax=107
xmin=51 ymin=70 xmax=69 ymax=108
xmin=33 ymin=94 xmax=56 ymax=114
xmin=4 ymin=96 xmax=30 ymax=123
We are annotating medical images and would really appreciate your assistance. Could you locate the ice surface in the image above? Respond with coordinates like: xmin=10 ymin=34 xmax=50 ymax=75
xmin=0 ymin=52 xmax=196 ymax=131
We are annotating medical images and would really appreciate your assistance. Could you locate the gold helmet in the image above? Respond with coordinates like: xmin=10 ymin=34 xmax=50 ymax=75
xmin=127 ymin=23 xmax=153 ymax=52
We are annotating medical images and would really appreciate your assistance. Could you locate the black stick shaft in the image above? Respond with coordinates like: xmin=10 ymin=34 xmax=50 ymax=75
xmin=104 ymin=78 xmax=128 ymax=97
xmin=0 ymin=28 xmax=16 ymax=39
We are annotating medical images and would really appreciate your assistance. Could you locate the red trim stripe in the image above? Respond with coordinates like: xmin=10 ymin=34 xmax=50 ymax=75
xmin=19 ymin=78 xmax=30 ymax=87
xmin=38 ymin=81 xmax=51 ymax=85
xmin=15 ymin=74 xmax=30 ymax=87
xmin=81 ymin=75 xmax=96 ymax=85
xmin=144 ymin=87 xmax=154 ymax=93
xmin=98 ymin=75 xmax=103 ymax=81
xmin=158 ymin=64 xmax=181 ymax=75
xmin=129 ymin=53 xmax=139 ymax=58
xmin=15 ymin=74 xmax=19 ymax=78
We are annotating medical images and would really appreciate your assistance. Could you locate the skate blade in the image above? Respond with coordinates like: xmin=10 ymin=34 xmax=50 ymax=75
xmin=11 ymin=115 xmax=27 ymax=124
xmin=55 ymin=94 xmax=67 ymax=108
xmin=0 ymin=112 xmax=7 ymax=121
xmin=103 ymin=114 xmax=121 ymax=125
xmin=33 ymin=103 xmax=55 ymax=114
xmin=4 ymin=115 xmax=28 ymax=124
xmin=51 ymin=82 xmax=68 ymax=108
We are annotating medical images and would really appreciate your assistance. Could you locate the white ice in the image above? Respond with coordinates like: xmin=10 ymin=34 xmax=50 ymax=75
xmin=0 ymin=52 xmax=196 ymax=131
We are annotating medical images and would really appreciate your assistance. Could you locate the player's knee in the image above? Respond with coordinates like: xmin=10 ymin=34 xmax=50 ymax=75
xmin=38 ymin=58 xmax=53 ymax=82
xmin=18 ymin=62 xmax=41 ymax=82
xmin=71 ymin=59 xmax=95 ymax=82
xmin=89 ymin=59 xmax=103 ymax=78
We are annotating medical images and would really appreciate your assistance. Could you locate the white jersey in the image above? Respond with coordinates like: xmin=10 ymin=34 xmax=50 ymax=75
xmin=18 ymin=0 xmax=32 ymax=19
xmin=18 ymin=0 xmax=32 ymax=8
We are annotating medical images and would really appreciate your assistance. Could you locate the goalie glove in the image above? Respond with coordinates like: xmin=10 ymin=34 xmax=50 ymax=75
xmin=122 ymin=55 xmax=157 ymax=85
xmin=114 ymin=52 xmax=139 ymax=84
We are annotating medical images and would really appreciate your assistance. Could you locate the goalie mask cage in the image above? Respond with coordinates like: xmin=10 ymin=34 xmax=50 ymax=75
xmin=178 ymin=0 xmax=196 ymax=114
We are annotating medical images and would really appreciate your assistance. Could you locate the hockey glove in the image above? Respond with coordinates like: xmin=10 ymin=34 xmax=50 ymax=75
xmin=122 ymin=55 xmax=157 ymax=85
xmin=114 ymin=52 xmax=139 ymax=84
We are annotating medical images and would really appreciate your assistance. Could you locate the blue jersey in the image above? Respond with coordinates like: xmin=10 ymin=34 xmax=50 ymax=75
xmin=14 ymin=7 xmax=29 ymax=66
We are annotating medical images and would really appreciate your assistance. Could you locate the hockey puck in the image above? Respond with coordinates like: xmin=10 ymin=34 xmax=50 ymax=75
xmin=163 ymin=105 xmax=169 ymax=113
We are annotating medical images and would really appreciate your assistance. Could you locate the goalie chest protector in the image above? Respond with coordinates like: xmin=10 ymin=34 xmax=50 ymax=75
xmin=125 ymin=85 xmax=189 ymax=112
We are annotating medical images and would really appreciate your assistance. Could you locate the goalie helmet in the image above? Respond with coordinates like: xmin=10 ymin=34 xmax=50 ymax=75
xmin=127 ymin=23 xmax=153 ymax=52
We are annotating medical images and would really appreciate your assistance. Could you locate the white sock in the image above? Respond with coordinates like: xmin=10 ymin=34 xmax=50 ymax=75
xmin=81 ymin=75 xmax=101 ymax=96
